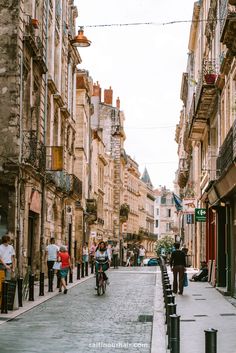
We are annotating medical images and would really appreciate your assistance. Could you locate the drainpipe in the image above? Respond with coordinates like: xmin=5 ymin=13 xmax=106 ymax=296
xmin=16 ymin=49 xmax=24 ymax=276
xmin=40 ymin=0 xmax=49 ymax=272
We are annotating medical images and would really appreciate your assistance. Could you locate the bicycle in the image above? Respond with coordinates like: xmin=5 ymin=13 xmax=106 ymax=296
xmin=96 ymin=264 xmax=106 ymax=296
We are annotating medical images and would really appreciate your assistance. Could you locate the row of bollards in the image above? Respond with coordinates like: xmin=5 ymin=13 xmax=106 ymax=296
xmin=1 ymin=261 xmax=95 ymax=315
xmin=159 ymin=256 xmax=217 ymax=353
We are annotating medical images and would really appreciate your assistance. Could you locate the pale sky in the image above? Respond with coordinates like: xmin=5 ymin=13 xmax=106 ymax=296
xmin=75 ymin=0 xmax=196 ymax=190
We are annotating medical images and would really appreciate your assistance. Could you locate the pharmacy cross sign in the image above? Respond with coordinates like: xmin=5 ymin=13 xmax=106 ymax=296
xmin=195 ymin=208 xmax=207 ymax=222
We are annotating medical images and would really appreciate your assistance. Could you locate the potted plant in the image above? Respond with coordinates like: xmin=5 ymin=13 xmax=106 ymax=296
xmin=31 ymin=18 xmax=39 ymax=29
xmin=204 ymin=69 xmax=217 ymax=84
xmin=203 ymin=60 xmax=217 ymax=85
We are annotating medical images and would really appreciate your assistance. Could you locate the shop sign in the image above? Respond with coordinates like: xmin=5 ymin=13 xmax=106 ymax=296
xmin=195 ymin=208 xmax=207 ymax=222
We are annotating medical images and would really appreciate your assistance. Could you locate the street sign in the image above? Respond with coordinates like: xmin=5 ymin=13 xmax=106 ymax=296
xmin=195 ymin=208 xmax=206 ymax=222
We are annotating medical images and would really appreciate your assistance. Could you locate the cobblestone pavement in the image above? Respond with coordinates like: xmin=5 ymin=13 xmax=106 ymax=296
xmin=0 ymin=267 xmax=157 ymax=353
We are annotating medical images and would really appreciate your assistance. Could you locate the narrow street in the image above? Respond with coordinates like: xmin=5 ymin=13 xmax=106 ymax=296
xmin=0 ymin=268 xmax=156 ymax=353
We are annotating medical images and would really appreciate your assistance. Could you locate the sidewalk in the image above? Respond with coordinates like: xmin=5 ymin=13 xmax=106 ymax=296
xmin=0 ymin=269 xmax=93 ymax=325
xmin=168 ymin=268 xmax=236 ymax=353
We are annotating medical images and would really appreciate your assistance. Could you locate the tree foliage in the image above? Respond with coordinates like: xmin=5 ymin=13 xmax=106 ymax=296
xmin=155 ymin=235 xmax=175 ymax=256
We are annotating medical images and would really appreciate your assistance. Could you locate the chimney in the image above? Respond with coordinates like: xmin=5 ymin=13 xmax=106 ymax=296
xmin=116 ymin=97 xmax=120 ymax=109
xmin=93 ymin=81 xmax=101 ymax=101
xmin=104 ymin=86 xmax=113 ymax=105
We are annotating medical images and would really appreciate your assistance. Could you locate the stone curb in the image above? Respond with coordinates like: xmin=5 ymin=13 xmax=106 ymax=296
xmin=151 ymin=271 xmax=167 ymax=353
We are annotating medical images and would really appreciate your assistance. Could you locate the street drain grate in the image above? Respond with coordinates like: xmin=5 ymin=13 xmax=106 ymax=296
xmin=194 ymin=314 xmax=208 ymax=317
xmin=192 ymin=294 xmax=202 ymax=296
xmin=220 ymin=313 xmax=236 ymax=316
xmin=180 ymin=319 xmax=196 ymax=322
xmin=138 ymin=315 xmax=153 ymax=323
xmin=195 ymin=298 xmax=206 ymax=300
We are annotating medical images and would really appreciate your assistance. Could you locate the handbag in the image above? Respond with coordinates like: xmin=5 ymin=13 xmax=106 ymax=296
xmin=183 ymin=272 xmax=188 ymax=287
xmin=53 ymin=261 xmax=61 ymax=270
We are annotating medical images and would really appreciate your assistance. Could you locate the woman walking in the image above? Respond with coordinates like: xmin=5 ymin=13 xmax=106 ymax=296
xmin=58 ymin=245 xmax=71 ymax=294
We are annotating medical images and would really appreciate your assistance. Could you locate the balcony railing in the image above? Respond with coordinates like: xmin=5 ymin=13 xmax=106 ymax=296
xmin=46 ymin=170 xmax=71 ymax=193
xmin=220 ymin=0 xmax=236 ymax=52
xmin=70 ymin=174 xmax=82 ymax=197
xmin=216 ymin=119 xmax=236 ymax=175
xmin=22 ymin=130 xmax=45 ymax=171
xmin=24 ymin=15 xmax=47 ymax=73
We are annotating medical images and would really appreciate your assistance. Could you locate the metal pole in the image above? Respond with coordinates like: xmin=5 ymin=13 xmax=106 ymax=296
xmin=39 ymin=272 xmax=44 ymax=296
xmin=77 ymin=263 xmax=81 ymax=280
xmin=48 ymin=269 xmax=53 ymax=292
xmin=85 ymin=262 xmax=88 ymax=276
xmin=1 ymin=282 xmax=9 ymax=314
xmin=69 ymin=268 xmax=73 ymax=283
xmin=17 ymin=277 xmax=23 ymax=307
xmin=28 ymin=273 xmax=34 ymax=301
xmin=170 ymin=314 xmax=180 ymax=353
xmin=81 ymin=262 xmax=85 ymax=278
xmin=205 ymin=328 xmax=218 ymax=353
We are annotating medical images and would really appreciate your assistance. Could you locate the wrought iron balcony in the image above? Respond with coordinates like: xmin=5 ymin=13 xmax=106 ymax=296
xmin=22 ymin=130 xmax=45 ymax=171
xmin=23 ymin=15 xmax=47 ymax=73
xmin=216 ymin=119 xmax=236 ymax=175
xmin=46 ymin=170 xmax=71 ymax=194
xmin=177 ymin=158 xmax=190 ymax=188
xmin=190 ymin=60 xmax=218 ymax=140
xmin=69 ymin=174 xmax=82 ymax=197
xmin=220 ymin=0 xmax=236 ymax=54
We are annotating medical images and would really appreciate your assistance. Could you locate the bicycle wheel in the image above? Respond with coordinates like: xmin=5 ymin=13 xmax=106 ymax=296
xmin=102 ymin=280 xmax=106 ymax=295
xmin=97 ymin=273 xmax=103 ymax=296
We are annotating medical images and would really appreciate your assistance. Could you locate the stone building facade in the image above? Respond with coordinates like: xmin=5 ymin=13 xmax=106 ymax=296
xmin=154 ymin=187 xmax=175 ymax=241
xmin=175 ymin=0 xmax=236 ymax=297
xmin=0 ymin=0 xmax=82 ymax=275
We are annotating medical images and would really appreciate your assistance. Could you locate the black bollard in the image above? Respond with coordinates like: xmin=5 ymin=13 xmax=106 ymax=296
xmin=81 ymin=262 xmax=85 ymax=278
xmin=69 ymin=268 xmax=73 ymax=283
xmin=85 ymin=262 xmax=88 ymax=276
xmin=48 ymin=269 xmax=53 ymax=292
xmin=39 ymin=272 xmax=44 ymax=296
xmin=29 ymin=273 xmax=35 ymax=301
xmin=77 ymin=263 xmax=81 ymax=280
xmin=17 ymin=277 xmax=23 ymax=307
xmin=166 ymin=295 xmax=175 ymax=324
xmin=57 ymin=271 xmax=61 ymax=288
xmin=165 ymin=288 xmax=172 ymax=308
xmin=91 ymin=261 xmax=94 ymax=274
xmin=167 ymin=303 xmax=177 ymax=347
xmin=205 ymin=328 xmax=218 ymax=353
xmin=1 ymin=281 xmax=9 ymax=314
xmin=170 ymin=314 xmax=180 ymax=353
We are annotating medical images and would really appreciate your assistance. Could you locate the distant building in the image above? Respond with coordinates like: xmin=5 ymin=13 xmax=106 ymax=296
xmin=154 ymin=187 xmax=175 ymax=241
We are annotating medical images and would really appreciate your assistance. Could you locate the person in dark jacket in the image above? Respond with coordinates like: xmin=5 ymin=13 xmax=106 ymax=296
xmin=170 ymin=243 xmax=186 ymax=295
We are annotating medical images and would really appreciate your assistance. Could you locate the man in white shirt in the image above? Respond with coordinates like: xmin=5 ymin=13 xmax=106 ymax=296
xmin=45 ymin=238 xmax=59 ymax=278
xmin=0 ymin=235 xmax=16 ymax=280
xmin=138 ymin=245 xmax=146 ymax=267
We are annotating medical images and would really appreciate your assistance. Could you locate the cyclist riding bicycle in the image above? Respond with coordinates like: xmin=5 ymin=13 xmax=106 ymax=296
xmin=95 ymin=241 xmax=111 ymax=289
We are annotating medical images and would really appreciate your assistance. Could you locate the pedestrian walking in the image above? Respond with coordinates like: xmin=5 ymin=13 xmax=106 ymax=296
xmin=138 ymin=245 xmax=146 ymax=267
xmin=82 ymin=243 xmax=89 ymax=264
xmin=45 ymin=237 xmax=59 ymax=280
xmin=112 ymin=243 xmax=119 ymax=269
xmin=58 ymin=245 xmax=71 ymax=294
xmin=0 ymin=235 xmax=15 ymax=280
xmin=89 ymin=241 xmax=96 ymax=266
xmin=170 ymin=242 xmax=186 ymax=295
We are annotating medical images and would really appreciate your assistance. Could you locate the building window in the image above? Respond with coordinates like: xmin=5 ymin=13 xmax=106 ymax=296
xmin=166 ymin=223 xmax=171 ymax=232
xmin=161 ymin=197 xmax=166 ymax=204
xmin=155 ymin=220 xmax=159 ymax=228
xmin=156 ymin=208 xmax=159 ymax=216
xmin=167 ymin=209 xmax=171 ymax=217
